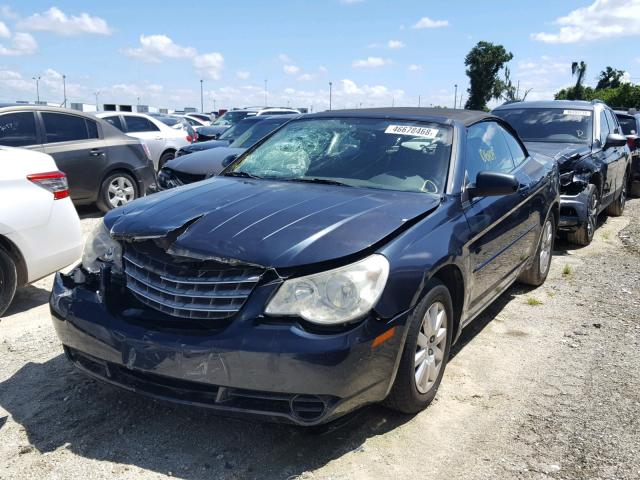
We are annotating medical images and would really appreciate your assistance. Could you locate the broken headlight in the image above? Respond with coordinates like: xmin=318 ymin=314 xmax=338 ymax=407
xmin=265 ymin=254 xmax=389 ymax=325
xmin=81 ymin=221 xmax=123 ymax=274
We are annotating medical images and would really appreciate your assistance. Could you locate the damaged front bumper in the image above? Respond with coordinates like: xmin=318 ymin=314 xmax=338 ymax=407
xmin=49 ymin=269 xmax=409 ymax=426
xmin=558 ymin=172 xmax=591 ymax=231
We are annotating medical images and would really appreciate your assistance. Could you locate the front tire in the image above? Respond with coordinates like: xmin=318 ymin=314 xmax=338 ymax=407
xmin=97 ymin=172 xmax=139 ymax=213
xmin=158 ymin=150 xmax=175 ymax=170
xmin=567 ymin=184 xmax=598 ymax=246
xmin=385 ymin=280 xmax=453 ymax=414
xmin=0 ymin=247 xmax=17 ymax=317
xmin=518 ymin=213 xmax=555 ymax=286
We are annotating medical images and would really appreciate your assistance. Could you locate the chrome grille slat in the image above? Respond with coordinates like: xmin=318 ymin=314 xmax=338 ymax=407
xmin=123 ymin=243 xmax=263 ymax=320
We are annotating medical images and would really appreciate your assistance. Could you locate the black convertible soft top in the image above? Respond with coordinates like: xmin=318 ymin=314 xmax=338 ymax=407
xmin=309 ymin=107 xmax=495 ymax=126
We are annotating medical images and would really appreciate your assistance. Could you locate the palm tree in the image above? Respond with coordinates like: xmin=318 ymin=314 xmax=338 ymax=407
xmin=571 ymin=61 xmax=587 ymax=100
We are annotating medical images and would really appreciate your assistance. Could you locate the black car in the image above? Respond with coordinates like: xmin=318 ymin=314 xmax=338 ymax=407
xmin=51 ymin=108 xmax=559 ymax=425
xmin=176 ymin=116 xmax=266 ymax=155
xmin=614 ymin=109 xmax=640 ymax=196
xmin=0 ymin=106 xmax=156 ymax=212
xmin=493 ymin=100 xmax=630 ymax=246
xmin=159 ymin=115 xmax=298 ymax=188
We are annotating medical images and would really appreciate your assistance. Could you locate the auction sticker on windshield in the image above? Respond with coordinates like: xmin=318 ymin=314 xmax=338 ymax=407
xmin=563 ymin=110 xmax=591 ymax=117
xmin=385 ymin=125 xmax=439 ymax=138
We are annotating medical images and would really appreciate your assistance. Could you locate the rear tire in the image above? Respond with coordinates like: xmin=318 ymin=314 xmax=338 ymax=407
xmin=97 ymin=172 xmax=139 ymax=213
xmin=0 ymin=247 xmax=17 ymax=317
xmin=567 ymin=184 xmax=598 ymax=246
xmin=606 ymin=173 xmax=627 ymax=217
xmin=158 ymin=150 xmax=175 ymax=170
xmin=518 ymin=213 xmax=555 ymax=286
xmin=385 ymin=280 xmax=453 ymax=414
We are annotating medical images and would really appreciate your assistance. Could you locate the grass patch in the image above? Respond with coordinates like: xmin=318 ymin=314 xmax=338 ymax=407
xmin=562 ymin=264 xmax=572 ymax=276
xmin=602 ymin=231 xmax=610 ymax=240
xmin=526 ymin=297 xmax=543 ymax=306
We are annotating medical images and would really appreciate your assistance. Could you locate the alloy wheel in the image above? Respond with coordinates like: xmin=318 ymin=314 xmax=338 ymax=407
xmin=587 ymin=192 xmax=598 ymax=239
xmin=539 ymin=219 xmax=553 ymax=276
xmin=414 ymin=301 xmax=447 ymax=394
xmin=107 ymin=176 xmax=135 ymax=208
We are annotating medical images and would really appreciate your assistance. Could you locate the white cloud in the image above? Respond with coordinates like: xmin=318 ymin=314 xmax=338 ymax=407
xmin=408 ymin=64 xmax=423 ymax=71
xmin=18 ymin=7 xmax=112 ymax=36
xmin=352 ymin=56 xmax=390 ymax=68
xmin=318 ymin=66 xmax=328 ymax=73
xmin=298 ymin=73 xmax=314 ymax=81
xmin=340 ymin=0 xmax=364 ymax=4
xmin=283 ymin=64 xmax=300 ymax=74
xmin=0 ymin=21 xmax=10 ymax=38
xmin=123 ymin=34 xmax=196 ymax=63
xmin=236 ymin=70 xmax=250 ymax=80
xmin=513 ymin=56 xmax=572 ymax=101
xmin=0 ymin=6 xmax=19 ymax=20
xmin=193 ymin=52 xmax=224 ymax=80
xmin=412 ymin=17 xmax=449 ymax=29
xmin=387 ymin=39 xmax=405 ymax=49
xmin=0 ymin=31 xmax=37 ymax=56
xmin=278 ymin=53 xmax=292 ymax=63
xmin=532 ymin=0 xmax=640 ymax=44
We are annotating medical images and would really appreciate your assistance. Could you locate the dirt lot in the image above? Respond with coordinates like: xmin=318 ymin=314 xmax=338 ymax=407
xmin=1 ymin=200 xmax=639 ymax=480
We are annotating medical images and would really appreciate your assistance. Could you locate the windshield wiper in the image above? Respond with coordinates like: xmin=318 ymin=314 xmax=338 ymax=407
xmin=285 ymin=177 xmax=353 ymax=187
xmin=224 ymin=171 xmax=262 ymax=179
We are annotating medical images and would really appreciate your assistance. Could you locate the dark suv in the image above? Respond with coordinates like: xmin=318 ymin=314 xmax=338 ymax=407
xmin=494 ymin=100 xmax=630 ymax=245
xmin=614 ymin=109 xmax=640 ymax=196
xmin=0 ymin=105 xmax=157 ymax=211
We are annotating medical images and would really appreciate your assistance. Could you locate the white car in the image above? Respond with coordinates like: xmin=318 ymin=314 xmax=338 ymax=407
xmin=0 ymin=147 xmax=83 ymax=316
xmin=184 ymin=113 xmax=212 ymax=126
xmin=96 ymin=112 xmax=191 ymax=170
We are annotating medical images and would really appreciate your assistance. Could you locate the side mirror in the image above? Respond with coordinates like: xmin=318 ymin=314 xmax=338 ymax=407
xmin=467 ymin=171 xmax=519 ymax=198
xmin=604 ymin=133 xmax=627 ymax=149
xmin=221 ymin=154 xmax=239 ymax=168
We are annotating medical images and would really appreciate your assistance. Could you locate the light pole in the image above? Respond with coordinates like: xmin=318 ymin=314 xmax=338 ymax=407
xmin=62 ymin=74 xmax=67 ymax=107
xmin=200 ymin=79 xmax=204 ymax=112
xmin=329 ymin=81 xmax=332 ymax=110
xmin=454 ymin=84 xmax=458 ymax=109
xmin=264 ymin=79 xmax=268 ymax=107
xmin=95 ymin=91 xmax=100 ymax=109
xmin=213 ymin=98 xmax=216 ymax=113
xmin=418 ymin=95 xmax=421 ymax=107
xmin=32 ymin=76 xmax=40 ymax=103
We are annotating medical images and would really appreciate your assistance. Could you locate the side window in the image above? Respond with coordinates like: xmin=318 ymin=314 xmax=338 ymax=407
xmin=499 ymin=125 xmax=527 ymax=167
xmin=599 ymin=110 xmax=611 ymax=146
xmin=86 ymin=119 xmax=99 ymax=139
xmin=42 ymin=113 xmax=90 ymax=143
xmin=125 ymin=116 xmax=160 ymax=132
xmin=605 ymin=109 xmax=620 ymax=134
xmin=0 ymin=112 xmax=38 ymax=147
xmin=103 ymin=115 xmax=124 ymax=132
xmin=465 ymin=122 xmax=515 ymax=183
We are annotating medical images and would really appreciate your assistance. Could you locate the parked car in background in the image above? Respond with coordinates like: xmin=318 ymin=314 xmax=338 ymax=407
xmin=0 ymin=147 xmax=82 ymax=316
xmin=614 ymin=109 xmax=640 ymax=196
xmin=148 ymin=113 xmax=198 ymax=143
xmin=202 ymin=107 xmax=301 ymax=139
xmin=96 ymin=112 xmax=191 ymax=170
xmin=51 ymin=108 xmax=559 ymax=425
xmin=0 ymin=105 xmax=157 ymax=212
xmin=158 ymin=114 xmax=297 ymax=188
xmin=493 ymin=100 xmax=630 ymax=246
xmin=177 ymin=115 xmax=270 ymax=154
xmin=184 ymin=113 xmax=212 ymax=126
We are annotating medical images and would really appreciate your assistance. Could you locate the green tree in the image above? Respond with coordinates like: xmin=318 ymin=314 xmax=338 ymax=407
xmin=596 ymin=66 xmax=626 ymax=90
xmin=571 ymin=61 xmax=588 ymax=100
xmin=499 ymin=66 xmax=532 ymax=103
xmin=464 ymin=41 xmax=513 ymax=110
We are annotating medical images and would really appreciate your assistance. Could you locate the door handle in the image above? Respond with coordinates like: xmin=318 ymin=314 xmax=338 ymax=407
xmin=90 ymin=149 xmax=104 ymax=156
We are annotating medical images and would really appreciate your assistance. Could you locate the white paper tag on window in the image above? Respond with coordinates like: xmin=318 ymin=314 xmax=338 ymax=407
xmin=563 ymin=110 xmax=591 ymax=117
xmin=384 ymin=125 xmax=439 ymax=138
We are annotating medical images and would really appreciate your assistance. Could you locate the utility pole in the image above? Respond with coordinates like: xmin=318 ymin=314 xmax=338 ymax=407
xmin=200 ymin=79 xmax=204 ymax=112
xmin=32 ymin=76 xmax=40 ymax=103
xmin=516 ymin=80 xmax=520 ymax=100
xmin=328 ymin=81 xmax=332 ymax=110
xmin=62 ymin=74 xmax=67 ymax=107
xmin=213 ymin=98 xmax=216 ymax=113
xmin=454 ymin=84 xmax=458 ymax=109
xmin=418 ymin=95 xmax=421 ymax=107
xmin=95 ymin=91 xmax=100 ymax=109
xmin=392 ymin=96 xmax=395 ymax=107
xmin=264 ymin=79 xmax=268 ymax=107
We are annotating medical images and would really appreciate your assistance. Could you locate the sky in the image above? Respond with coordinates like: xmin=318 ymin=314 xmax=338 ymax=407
xmin=2 ymin=0 xmax=640 ymax=112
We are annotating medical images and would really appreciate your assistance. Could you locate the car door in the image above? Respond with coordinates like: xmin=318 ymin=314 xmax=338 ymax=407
xmin=123 ymin=115 xmax=164 ymax=166
xmin=595 ymin=108 xmax=619 ymax=205
xmin=463 ymin=121 xmax=536 ymax=315
xmin=41 ymin=112 xmax=108 ymax=202
xmin=604 ymin=108 xmax=627 ymax=194
xmin=0 ymin=111 xmax=44 ymax=152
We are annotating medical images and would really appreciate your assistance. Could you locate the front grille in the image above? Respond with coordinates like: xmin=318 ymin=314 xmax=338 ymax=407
xmin=158 ymin=168 xmax=206 ymax=189
xmin=123 ymin=242 xmax=262 ymax=320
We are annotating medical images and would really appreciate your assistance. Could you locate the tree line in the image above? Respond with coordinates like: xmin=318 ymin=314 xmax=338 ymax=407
xmin=462 ymin=41 xmax=639 ymax=111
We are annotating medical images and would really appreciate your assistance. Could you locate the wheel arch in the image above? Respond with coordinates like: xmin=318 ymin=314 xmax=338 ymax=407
xmin=428 ymin=263 xmax=465 ymax=343
xmin=0 ymin=234 xmax=27 ymax=286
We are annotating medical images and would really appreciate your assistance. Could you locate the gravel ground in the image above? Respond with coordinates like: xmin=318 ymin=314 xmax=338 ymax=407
xmin=0 ymin=200 xmax=639 ymax=480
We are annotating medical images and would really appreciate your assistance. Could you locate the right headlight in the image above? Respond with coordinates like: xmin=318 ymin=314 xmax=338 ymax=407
xmin=265 ymin=254 xmax=389 ymax=325
xmin=81 ymin=221 xmax=122 ymax=274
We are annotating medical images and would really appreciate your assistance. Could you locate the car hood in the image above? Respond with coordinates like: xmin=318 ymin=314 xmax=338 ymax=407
xmin=105 ymin=177 xmax=440 ymax=268
xmin=182 ymin=139 xmax=231 ymax=153
xmin=165 ymin=147 xmax=246 ymax=175
xmin=524 ymin=142 xmax=592 ymax=168
xmin=199 ymin=125 xmax=228 ymax=136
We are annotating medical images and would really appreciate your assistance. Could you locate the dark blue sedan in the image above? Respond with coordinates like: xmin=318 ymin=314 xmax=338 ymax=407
xmin=50 ymin=108 xmax=560 ymax=425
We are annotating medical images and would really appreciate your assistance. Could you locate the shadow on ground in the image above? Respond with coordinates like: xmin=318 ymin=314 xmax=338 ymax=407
xmin=3 ymin=284 xmax=51 ymax=316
